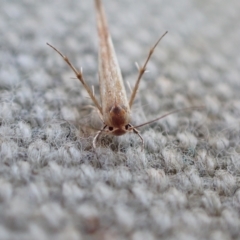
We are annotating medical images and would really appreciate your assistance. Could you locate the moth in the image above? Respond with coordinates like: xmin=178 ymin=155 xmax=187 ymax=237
xmin=47 ymin=0 xmax=202 ymax=149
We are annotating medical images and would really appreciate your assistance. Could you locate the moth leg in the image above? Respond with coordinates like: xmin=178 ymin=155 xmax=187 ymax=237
xmin=96 ymin=109 xmax=104 ymax=122
xmin=129 ymin=31 xmax=168 ymax=108
xmin=84 ymin=104 xmax=104 ymax=122
xmin=130 ymin=125 xmax=144 ymax=151
xmin=47 ymin=43 xmax=102 ymax=114
xmin=93 ymin=125 xmax=107 ymax=148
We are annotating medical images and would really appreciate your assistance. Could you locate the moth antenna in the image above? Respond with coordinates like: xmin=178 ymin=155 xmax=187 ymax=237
xmin=129 ymin=106 xmax=205 ymax=130
xmin=46 ymin=42 xmax=102 ymax=114
xmin=129 ymin=31 xmax=168 ymax=108
xmin=92 ymin=85 xmax=95 ymax=97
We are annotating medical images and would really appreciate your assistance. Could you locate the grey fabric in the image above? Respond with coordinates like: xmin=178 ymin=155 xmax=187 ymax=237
xmin=0 ymin=0 xmax=240 ymax=239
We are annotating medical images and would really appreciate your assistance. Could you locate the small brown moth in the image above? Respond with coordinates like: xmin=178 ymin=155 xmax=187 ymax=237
xmin=47 ymin=0 xmax=203 ymax=149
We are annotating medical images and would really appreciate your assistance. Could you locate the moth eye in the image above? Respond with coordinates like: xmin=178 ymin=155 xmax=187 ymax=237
xmin=125 ymin=124 xmax=129 ymax=130
xmin=108 ymin=126 xmax=114 ymax=131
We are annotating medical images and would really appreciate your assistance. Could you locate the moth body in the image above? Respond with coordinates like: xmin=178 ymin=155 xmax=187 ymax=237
xmin=47 ymin=0 xmax=187 ymax=150
xmin=95 ymin=0 xmax=131 ymax=135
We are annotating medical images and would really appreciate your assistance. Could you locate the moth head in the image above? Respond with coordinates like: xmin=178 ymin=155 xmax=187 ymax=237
xmin=105 ymin=104 xmax=131 ymax=136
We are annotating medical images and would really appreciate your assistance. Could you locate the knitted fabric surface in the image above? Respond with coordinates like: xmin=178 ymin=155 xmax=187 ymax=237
xmin=0 ymin=0 xmax=240 ymax=239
